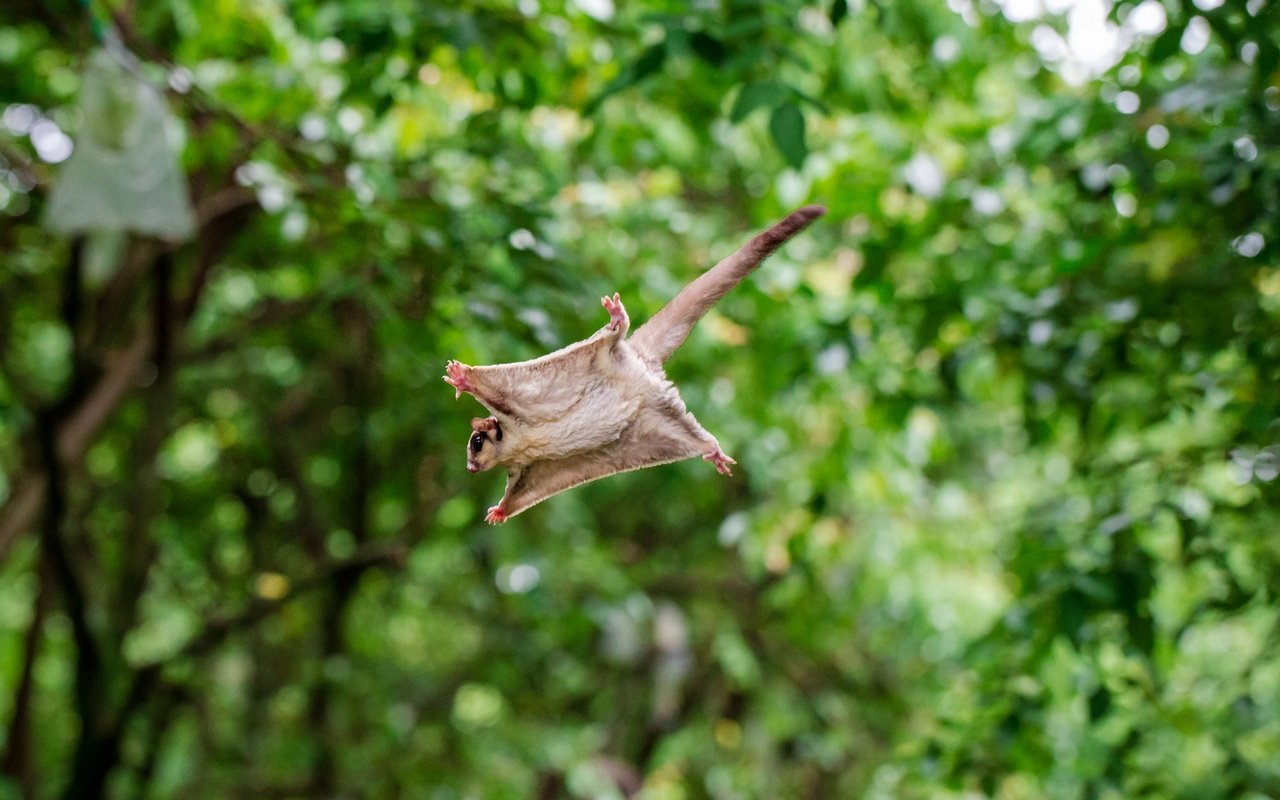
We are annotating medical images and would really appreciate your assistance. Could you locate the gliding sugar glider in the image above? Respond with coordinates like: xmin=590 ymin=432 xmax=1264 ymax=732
xmin=444 ymin=204 xmax=826 ymax=523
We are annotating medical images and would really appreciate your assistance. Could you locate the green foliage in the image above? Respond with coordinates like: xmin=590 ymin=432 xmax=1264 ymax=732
xmin=0 ymin=0 xmax=1278 ymax=798
xmin=768 ymin=103 xmax=807 ymax=169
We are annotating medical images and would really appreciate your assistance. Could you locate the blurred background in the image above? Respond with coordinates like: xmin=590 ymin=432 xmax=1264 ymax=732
xmin=1 ymin=0 xmax=1278 ymax=798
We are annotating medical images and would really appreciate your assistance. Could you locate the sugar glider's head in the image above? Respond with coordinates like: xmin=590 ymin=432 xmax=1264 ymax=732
xmin=467 ymin=416 xmax=504 ymax=473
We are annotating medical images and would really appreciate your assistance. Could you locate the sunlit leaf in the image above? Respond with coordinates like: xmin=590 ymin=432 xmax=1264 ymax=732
xmin=730 ymin=80 xmax=788 ymax=122
xmin=769 ymin=102 xmax=807 ymax=168
xmin=1149 ymin=22 xmax=1185 ymax=63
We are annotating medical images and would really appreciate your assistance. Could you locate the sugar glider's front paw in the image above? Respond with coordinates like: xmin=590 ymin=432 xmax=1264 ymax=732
xmin=485 ymin=504 xmax=508 ymax=524
xmin=601 ymin=292 xmax=629 ymax=332
xmin=443 ymin=360 xmax=474 ymax=399
xmin=703 ymin=446 xmax=736 ymax=476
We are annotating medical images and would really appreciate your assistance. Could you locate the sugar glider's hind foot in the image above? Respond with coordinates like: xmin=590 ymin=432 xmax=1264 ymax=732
xmin=704 ymin=447 xmax=736 ymax=476
xmin=601 ymin=292 xmax=629 ymax=332
xmin=443 ymin=360 xmax=474 ymax=399
xmin=485 ymin=504 xmax=508 ymax=524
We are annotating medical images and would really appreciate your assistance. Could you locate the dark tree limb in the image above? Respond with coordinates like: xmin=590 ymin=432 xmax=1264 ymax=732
xmin=307 ymin=300 xmax=378 ymax=794
xmin=0 ymin=327 xmax=151 ymax=561
xmin=117 ymin=254 xmax=175 ymax=630
xmin=127 ymin=683 xmax=188 ymax=800
xmin=0 ymin=185 xmax=260 ymax=565
xmin=0 ymin=554 xmax=50 ymax=796
xmin=38 ymin=409 xmax=113 ymax=800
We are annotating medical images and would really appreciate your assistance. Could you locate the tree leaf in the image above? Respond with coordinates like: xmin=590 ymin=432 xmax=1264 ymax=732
xmin=1148 ymin=22 xmax=1184 ymax=63
xmin=583 ymin=40 xmax=668 ymax=115
xmin=730 ymin=81 xmax=787 ymax=122
xmin=1203 ymin=11 xmax=1237 ymax=49
xmin=830 ymin=0 xmax=849 ymax=26
xmin=769 ymin=103 xmax=807 ymax=169
xmin=1254 ymin=38 xmax=1279 ymax=83
xmin=690 ymin=32 xmax=726 ymax=65
xmin=632 ymin=41 xmax=668 ymax=79
xmin=793 ymin=87 xmax=830 ymax=115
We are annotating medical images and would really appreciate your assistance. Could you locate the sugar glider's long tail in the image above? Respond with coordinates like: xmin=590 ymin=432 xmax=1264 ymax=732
xmin=629 ymin=204 xmax=826 ymax=365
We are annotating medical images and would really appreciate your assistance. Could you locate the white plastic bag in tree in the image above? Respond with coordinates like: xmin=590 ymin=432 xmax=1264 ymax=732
xmin=44 ymin=48 xmax=195 ymax=240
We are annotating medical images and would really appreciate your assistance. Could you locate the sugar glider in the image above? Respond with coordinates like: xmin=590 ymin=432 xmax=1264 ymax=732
xmin=445 ymin=204 xmax=826 ymax=523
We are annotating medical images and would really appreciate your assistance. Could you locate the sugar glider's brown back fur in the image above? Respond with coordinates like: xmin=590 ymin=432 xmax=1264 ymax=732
xmin=444 ymin=204 xmax=826 ymax=523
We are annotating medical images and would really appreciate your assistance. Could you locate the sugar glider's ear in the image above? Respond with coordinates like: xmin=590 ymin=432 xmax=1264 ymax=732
xmin=471 ymin=416 xmax=502 ymax=439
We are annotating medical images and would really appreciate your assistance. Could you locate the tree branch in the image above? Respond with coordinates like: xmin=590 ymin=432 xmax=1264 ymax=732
xmin=0 ymin=554 xmax=50 ymax=795
xmin=0 ymin=327 xmax=152 ymax=562
xmin=0 ymin=185 xmax=260 ymax=565
xmin=117 ymin=254 xmax=175 ymax=630
xmin=39 ymin=407 xmax=113 ymax=800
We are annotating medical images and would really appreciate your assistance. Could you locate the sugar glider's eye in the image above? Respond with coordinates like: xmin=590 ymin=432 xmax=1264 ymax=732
xmin=470 ymin=433 xmax=485 ymax=453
